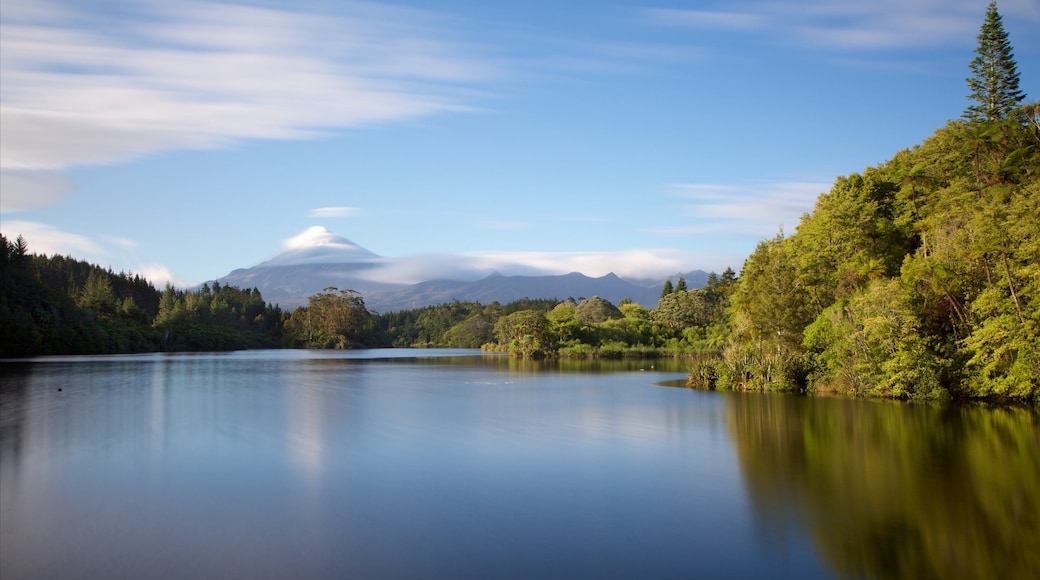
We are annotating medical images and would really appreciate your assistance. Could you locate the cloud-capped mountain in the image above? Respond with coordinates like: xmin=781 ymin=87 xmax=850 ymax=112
xmin=256 ymin=226 xmax=379 ymax=266
xmin=216 ymin=228 xmax=706 ymax=312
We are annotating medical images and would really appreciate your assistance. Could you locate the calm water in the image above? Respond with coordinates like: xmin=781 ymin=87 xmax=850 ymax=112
xmin=1 ymin=350 xmax=1037 ymax=580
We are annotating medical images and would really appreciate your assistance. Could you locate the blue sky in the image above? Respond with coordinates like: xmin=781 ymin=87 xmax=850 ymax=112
xmin=2 ymin=0 xmax=1038 ymax=287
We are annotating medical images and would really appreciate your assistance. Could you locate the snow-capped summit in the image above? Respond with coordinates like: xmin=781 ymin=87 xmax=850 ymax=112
xmin=258 ymin=226 xmax=378 ymax=267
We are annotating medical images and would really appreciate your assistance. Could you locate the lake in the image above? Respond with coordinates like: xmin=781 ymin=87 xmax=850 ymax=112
xmin=1 ymin=350 xmax=1037 ymax=579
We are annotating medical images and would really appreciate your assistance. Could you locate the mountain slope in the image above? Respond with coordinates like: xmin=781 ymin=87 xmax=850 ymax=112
xmin=219 ymin=263 xmax=708 ymax=312
xmin=216 ymin=227 xmax=708 ymax=311
xmin=365 ymin=272 xmax=668 ymax=313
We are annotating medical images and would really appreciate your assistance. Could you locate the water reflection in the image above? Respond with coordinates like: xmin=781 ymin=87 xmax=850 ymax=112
xmin=7 ymin=351 xmax=1035 ymax=579
xmin=2 ymin=351 xmax=784 ymax=579
xmin=726 ymin=394 xmax=1040 ymax=580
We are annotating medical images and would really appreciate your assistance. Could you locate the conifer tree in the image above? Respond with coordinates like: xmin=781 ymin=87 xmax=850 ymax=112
xmin=660 ymin=279 xmax=674 ymax=299
xmin=964 ymin=1 xmax=1024 ymax=122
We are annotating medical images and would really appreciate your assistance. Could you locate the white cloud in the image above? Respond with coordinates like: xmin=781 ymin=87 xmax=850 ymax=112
xmin=263 ymin=226 xmax=705 ymax=284
xmin=101 ymin=235 xmax=139 ymax=251
xmin=646 ymin=0 xmax=1040 ymax=51
xmin=308 ymin=206 xmax=362 ymax=218
xmin=462 ymin=249 xmax=694 ymax=279
xmin=0 ymin=0 xmax=493 ymax=207
xmin=0 ymin=170 xmax=77 ymax=212
xmin=0 ymin=220 xmax=109 ymax=260
xmin=646 ymin=9 xmax=766 ymax=31
xmin=284 ymin=226 xmax=364 ymax=251
xmin=348 ymin=249 xmax=699 ymax=286
xmin=653 ymin=180 xmax=828 ymax=237
xmin=0 ymin=219 xmax=182 ymax=286
xmin=137 ymin=264 xmax=184 ymax=288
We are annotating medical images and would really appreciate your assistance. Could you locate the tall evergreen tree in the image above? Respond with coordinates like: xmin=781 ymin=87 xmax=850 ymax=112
xmin=964 ymin=1 xmax=1024 ymax=122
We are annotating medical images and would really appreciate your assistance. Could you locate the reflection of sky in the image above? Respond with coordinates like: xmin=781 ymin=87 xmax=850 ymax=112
xmin=0 ymin=352 xmax=830 ymax=579
xmin=286 ymin=367 xmax=327 ymax=486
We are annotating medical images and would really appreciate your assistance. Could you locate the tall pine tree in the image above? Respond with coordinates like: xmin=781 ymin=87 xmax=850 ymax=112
xmin=964 ymin=1 xmax=1024 ymax=122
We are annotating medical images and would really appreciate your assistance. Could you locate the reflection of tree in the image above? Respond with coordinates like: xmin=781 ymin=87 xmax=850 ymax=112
xmin=727 ymin=394 xmax=1040 ymax=580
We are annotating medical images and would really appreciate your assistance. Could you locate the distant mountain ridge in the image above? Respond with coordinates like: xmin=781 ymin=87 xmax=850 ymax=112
xmin=363 ymin=271 xmax=708 ymax=313
xmin=215 ymin=229 xmax=708 ymax=312
xmin=219 ymin=264 xmax=707 ymax=312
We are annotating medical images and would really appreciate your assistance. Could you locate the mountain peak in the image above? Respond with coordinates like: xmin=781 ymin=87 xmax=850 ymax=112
xmin=257 ymin=227 xmax=378 ymax=267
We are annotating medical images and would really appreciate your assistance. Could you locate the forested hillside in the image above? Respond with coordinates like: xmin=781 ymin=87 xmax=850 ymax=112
xmin=690 ymin=104 xmax=1039 ymax=402
xmin=689 ymin=4 xmax=1037 ymax=403
xmin=0 ymin=235 xmax=285 ymax=355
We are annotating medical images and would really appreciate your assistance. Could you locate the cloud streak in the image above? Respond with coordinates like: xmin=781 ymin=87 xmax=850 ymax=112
xmin=0 ymin=0 xmax=493 ymax=208
xmin=309 ymin=206 xmax=363 ymax=218
xmin=350 ymin=249 xmax=699 ymax=286
xmin=0 ymin=219 xmax=187 ymax=287
xmin=263 ymin=227 xmax=703 ymax=285
xmin=646 ymin=0 xmax=1040 ymax=51
xmin=651 ymin=180 xmax=829 ymax=237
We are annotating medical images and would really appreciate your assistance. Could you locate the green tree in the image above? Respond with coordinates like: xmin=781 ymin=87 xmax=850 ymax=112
xmin=78 ymin=270 xmax=117 ymax=315
xmin=442 ymin=315 xmax=494 ymax=348
xmin=732 ymin=231 xmax=813 ymax=361
xmin=660 ymin=279 xmax=674 ymax=298
xmin=653 ymin=290 xmax=712 ymax=330
xmin=574 ymin=296 xmax=622 ymax=324
xmin=287 ymin=287 xmax=373 ymax=348
xmin=493 ymin=309 xmax=551 ymax=358
xmin=717 ymin=231 xmax=812 ymax=391
xmin=803 ymin=280 xmax=943 ymax=399
xmin=546 ymin=300 xmax=583 ymax=344
xmin=965 ymin=1 xmax=1025 ymax=122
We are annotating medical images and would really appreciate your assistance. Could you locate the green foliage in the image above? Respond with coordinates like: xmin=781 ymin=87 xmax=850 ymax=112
xmin=371 ymin=299 xmax=556 ymax=348
xmin=965 ymin=1 xmax=1025 ymax=122
xmin=791 ymin=170 xmax=909 ymax=314
xmin=0 ymin=235 xmax=167 ymax=355
xmin=493 ymin=309 xmax=552 ymax=358
xmin=729 ymin=232 xmax=813 ymax=370
xmin=152 ymin=281 xmax=282 ymax=350
xmin=803 ymin=280 xmax=943 ymax=399
xmin=654 ymin=290 xmax=712 ymax=330
xmin=283 ymin=287 xmax=373 ymax=349
xmin=660 ymin=279 xmax=674 ymax=298
xmin=700 ymin=108 xmax=1039 ymax=401
xmin=442 ymin=315 xmax=495 ymax=348
xmin=573 ymin=296 xmax=622 ymax=324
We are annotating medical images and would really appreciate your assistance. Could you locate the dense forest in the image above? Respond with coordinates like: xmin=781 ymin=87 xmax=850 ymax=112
xmin=1 ymin=2 xmax=1035 ymax=403
xmin=690 ymin=105 xmax=1038 ymax=403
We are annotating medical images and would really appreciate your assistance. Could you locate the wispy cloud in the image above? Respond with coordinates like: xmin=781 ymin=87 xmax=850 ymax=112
xmin=650 ymin=180 xmax=829 ymax=237
xmin=309 ymin=206 xmax=363 ymax=218
xmin=646 ymin=0 xmax=1040 ymax=51
xmin=646 ymin=9 xmax=766 ymax=31
xmin=0 ymin=0 xmax=494 ymax=209
xmin=0 ymin=219 xmax=183 ymax=286
xmin=462 ymin=249 xmax=694 ymax=280
xmin=0 ymin=220 xmax=109 ymax=260
xmin=349 ymin=249 xmax=698 ymax=285
xmin=476 ymin=220 xmax=532 ymax=231
xmin=264 ymin=226 xmax=704 ymax=285
xmin=0 ymin=170 xmax=76 ymax=212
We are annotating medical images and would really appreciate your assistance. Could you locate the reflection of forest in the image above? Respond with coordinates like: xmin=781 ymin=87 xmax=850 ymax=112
xmin=727 ymin=394 xmax=1040 ymax=580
